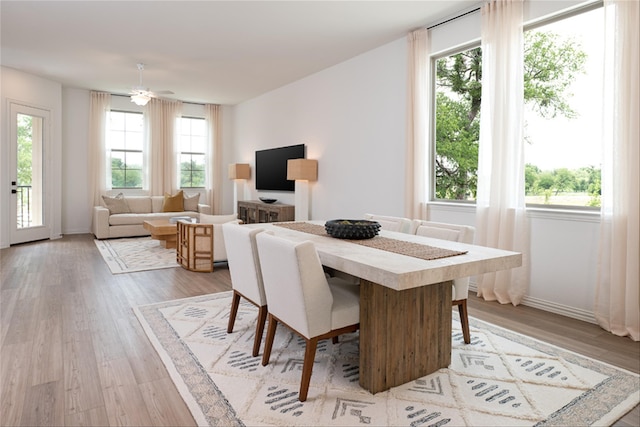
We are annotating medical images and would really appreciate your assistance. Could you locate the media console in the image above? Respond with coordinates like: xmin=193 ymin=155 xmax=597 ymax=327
xmin=237 ymin=200 xmax=295 ymax=224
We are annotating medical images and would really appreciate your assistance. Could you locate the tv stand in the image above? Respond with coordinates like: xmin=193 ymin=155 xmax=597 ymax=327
xmin=238 ymin=200 xmax=295 ymax=224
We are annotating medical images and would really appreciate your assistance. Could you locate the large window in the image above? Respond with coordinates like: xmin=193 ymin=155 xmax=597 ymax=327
xmin=108 ymin=111 xmax=143 ymax=188
xmin=523 ymin=7 xmax=603 ymax=207
xmin=433 ymin=6 xmax=603 ymax=208
xmin=179 ymin=116 xmax=206 ymax=188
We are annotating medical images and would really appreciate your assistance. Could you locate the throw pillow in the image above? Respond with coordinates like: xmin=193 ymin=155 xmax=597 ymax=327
xmin=199 ymin=213 xmax=239 ymax=224
xmin=163 ymin=190 xmax=184 ymax=212
xmin=102 ymin=193 xmax=131 ymax=214
xmin=183 ymin=192 xmax=200 ymax=212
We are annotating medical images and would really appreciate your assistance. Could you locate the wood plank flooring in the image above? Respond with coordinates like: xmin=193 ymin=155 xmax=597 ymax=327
xmin=1 ymin=234 xmax=638 ymax=426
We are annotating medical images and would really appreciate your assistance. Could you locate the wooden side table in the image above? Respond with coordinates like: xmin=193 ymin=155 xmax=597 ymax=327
xmin=176 ymin=221 xmax=214 ymax=272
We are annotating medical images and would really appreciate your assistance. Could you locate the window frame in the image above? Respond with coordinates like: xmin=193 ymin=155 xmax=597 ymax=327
xmin=108 ymin=109 xmax=144 ymax=190
xmin=429 ymin=3 xmax=604 ymax=212
xmin=430 ymin=41 xmax=482 ymax=206
xmin=178 ymin=115 xmax=207 ymax=189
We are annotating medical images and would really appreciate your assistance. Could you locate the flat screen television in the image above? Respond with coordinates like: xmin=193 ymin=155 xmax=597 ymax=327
xmin=255 ymin=144 xmax=305 ymax=192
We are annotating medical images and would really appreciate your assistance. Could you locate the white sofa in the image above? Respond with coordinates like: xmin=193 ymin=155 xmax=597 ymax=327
xmin=93 ymin=195 xmax=211 ymax=239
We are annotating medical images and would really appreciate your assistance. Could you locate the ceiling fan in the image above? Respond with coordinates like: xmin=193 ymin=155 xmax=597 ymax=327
xmin=128 ymin=63 xmax=173 ymax=106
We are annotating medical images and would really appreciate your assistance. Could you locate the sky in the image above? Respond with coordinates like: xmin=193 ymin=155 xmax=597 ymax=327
xmin=524 ymin=7 xmax=604 ymax=172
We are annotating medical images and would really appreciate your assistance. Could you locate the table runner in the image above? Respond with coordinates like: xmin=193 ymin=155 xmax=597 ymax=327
xmin=274 ymin=222 xmax=467 ymax=261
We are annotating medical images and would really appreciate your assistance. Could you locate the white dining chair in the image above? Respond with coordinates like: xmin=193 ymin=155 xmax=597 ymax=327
xmin=222 ymin=223 xmax=268 ymax=357
xmin=255 ymin=232 xmax=360 ymax=402
xmin=364 ymin=213 xmax=414 ymax=234
xmin=412 ymin=220 xmax=475 ymax=344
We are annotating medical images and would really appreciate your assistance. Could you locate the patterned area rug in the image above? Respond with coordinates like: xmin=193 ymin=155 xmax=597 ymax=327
xmin=134 ymin=291 xmax=639 ymax=426
xmin=94 ymin=237 xmax=178 ymax=274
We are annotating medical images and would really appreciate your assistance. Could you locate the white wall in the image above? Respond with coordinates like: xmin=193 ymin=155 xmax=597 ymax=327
xmin=62 ymin=88 xmax=91 ymax=234
xmin=0 ymin=66 xmax=63 ymax=248
xmin=229 ymin=38 xmax=408 ymax=220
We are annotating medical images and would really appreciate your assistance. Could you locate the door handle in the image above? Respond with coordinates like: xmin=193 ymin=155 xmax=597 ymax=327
xmin=12 ymin=189 xmax=17 ymax=194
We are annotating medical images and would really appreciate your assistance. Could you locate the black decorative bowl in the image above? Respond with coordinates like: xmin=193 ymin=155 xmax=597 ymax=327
xmin=325 ymin=219 xmax=381 ymax=240
xmin=259 ymin=197 xmax=277 ymax=204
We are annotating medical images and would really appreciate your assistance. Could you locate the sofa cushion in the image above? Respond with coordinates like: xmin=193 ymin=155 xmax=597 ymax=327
xmin=183 ymin=192 xmax=200 ymax=212
xmin=200 ymin=213 xmax=238 ymax=224
xmin=109 ymin=211 xmax=198 ymax=226
xmin=102 ymin=193 xmax=130 ymax=214
xmin=163 ymin=190 xmax=184 ymax=212
xmin=126 ymin=197 xmax=152 ymax=214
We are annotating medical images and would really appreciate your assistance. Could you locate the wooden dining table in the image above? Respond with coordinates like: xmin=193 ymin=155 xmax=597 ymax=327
xmin=245 ymin=221 xmax=522 ymax=394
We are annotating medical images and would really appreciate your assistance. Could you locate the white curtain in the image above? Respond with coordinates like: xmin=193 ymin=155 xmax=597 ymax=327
xmin=595 ymin=0 xmax=639 ymax=341
xmin=475 ymin=0 xmax=530 ymax=305
xmin=205 ymin=104 xmax=223 ymax=214
xmin=88 ymin=91 xmax=111 ymax=211
xmin=145 ymin=98 xmax=183 ymax=195
xmin=405 ymin=28 xmax=430 ymax=220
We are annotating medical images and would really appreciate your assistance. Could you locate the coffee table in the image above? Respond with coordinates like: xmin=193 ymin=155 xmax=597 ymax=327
xmin=143 ymin=219 xmax=178 ymax=248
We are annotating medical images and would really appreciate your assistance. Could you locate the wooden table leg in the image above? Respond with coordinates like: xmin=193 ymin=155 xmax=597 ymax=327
xmin=359 ymin=280 xmax=452 ymax=394
xmin=162 ymin=236 xmax=177 ymax=249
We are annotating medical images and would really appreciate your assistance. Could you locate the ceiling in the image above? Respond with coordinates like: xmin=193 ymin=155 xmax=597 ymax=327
xmin=1 ymin=1 xmax=478 ymax=105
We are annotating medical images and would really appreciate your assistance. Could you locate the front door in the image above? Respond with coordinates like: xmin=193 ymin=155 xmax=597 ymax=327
xmin=9 ymin=103 xmax=51 ymax=245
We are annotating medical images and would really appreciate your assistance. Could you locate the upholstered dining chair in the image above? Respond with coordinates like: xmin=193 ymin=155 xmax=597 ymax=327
xmin=255 ymin=232 xmax=360 ymax=402
xmin=364 ymin=213 xmax=414 ymax=234
xmin=222 ymin=223 xmax=268 ymax=357
xmin=412 ymin=220 xmax=476 ymax=344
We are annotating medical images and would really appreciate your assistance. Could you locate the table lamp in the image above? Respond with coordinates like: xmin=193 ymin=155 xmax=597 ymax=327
xmin=287 ymin=159 xmax=318 ymax=221
xmin=228 ymin=163 xmax=251 ymax=214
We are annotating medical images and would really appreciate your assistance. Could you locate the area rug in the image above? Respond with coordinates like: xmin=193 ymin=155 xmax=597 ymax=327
xmin=94 ymin=237 xmax=178 ymax=274
xmin=134 ymin=291 xmax=639 ymax=426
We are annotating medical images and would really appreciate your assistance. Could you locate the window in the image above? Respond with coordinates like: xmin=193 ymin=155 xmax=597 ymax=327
xmin=433 ymin=6 xmax=603 ymax=208
xmin=523 ymin=7 xmax=603 ymax=208
xmin=108 ymin=111 xmax=143 ymax=188
xmin=179 ymin=116 xmax=206 ymax=188
xmin=433 ymin=46 xmax=481 ymax=202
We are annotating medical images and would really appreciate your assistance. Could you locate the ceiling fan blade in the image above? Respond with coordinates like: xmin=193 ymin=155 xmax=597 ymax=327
xmin=153 ymin=90 xmax=174 ymax=95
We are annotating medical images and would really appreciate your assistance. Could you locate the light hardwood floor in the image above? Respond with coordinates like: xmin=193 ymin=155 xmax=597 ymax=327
xmin=1 ymin=234 xmax=638 ymax=426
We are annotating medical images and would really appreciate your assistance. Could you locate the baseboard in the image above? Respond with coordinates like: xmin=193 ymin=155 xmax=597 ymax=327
xmin=468 ymin=284 xmax=597 ymax=325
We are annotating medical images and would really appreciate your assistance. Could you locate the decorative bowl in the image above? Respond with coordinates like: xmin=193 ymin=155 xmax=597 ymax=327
xmin=259 ymin=197 xmax=278 ymax=204
xmin=324 ymin=219 xmax=381 ymax=240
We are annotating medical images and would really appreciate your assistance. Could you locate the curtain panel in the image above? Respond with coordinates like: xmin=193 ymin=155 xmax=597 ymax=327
xmin=405 ymin=28 xmax=430 ymax=220
xmin=88 ymin=91 xmax=111 ymax=212
xmin=595 ymin=0 xmax=639 ymax=341
xmin=145 ymin=98 xmax=183 ymax=195
xmin=475 ymin=0 xmax=530 ymax=305
xmin=205 ymin=104 xmax=222 ymax=214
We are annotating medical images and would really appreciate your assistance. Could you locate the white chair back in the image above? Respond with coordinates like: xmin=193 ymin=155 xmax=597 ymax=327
xmin=364 ymin=213 xmax=414 ymax=234
xmin=412 ymin=220 xmax=475 ymax=300
xmin=222 ymin=223 xmax=267 ymax=306
xmin=412 ymin=220 xmax=475 ymax=244
xmin=256 ymin=232 xmax=333 ymax=339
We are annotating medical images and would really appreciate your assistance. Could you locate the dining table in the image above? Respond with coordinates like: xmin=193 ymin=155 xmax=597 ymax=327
xmin=244 ymin=220 xmax=522 ymax=394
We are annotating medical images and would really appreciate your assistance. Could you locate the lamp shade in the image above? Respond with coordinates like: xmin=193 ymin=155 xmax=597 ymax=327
xmin=287 ymin=159 xmax=318 ymax=181
xmin=228 ymin=163 xmax=251 ymax=180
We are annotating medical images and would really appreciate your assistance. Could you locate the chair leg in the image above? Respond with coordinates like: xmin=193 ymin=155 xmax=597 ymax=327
xmin=227 ymin=291 xmax=241 ymax=333
xmin=299 ymin=337 xmax=319 ymax=402
xmin=253 ymin=305 xmax=268 ymax=357
xmin=261 ymin=314 xmax=278 ymax=366
xmin=458 ymin=299 xmax=471 ymax=344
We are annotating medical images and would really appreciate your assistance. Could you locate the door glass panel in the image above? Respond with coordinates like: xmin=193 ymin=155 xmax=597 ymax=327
xmin=16 ymin=113 xmax=43 ymax=228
